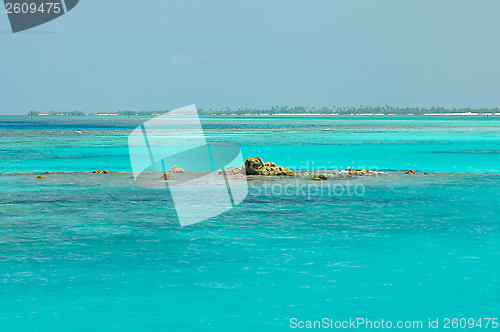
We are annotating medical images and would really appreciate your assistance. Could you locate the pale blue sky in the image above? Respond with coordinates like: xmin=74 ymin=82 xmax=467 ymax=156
xmin=1 ymin=0 xmax=500 ymax=114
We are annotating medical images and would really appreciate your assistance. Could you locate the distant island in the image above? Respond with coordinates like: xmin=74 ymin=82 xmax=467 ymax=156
xmin=27 ymin=106 xmax=500 ymax=117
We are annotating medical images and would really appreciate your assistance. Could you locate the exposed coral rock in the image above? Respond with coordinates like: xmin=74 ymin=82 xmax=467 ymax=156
xmin=343 ymin=168 xmax=376 ymax=176
xmin=244 ymin=157 xmax=265 ymax=175
xmin=33 ymin=175 xmax=50 ymax=180
xmin=159 ymin=172 xmax=173 ymax=180
xmin=403 ymin=170 xmax=417 ymax=174
xmin=218 ymin=166 xmax=244 ymax=175
xmin=170 ymin=165 xmax=186 ymax=173
xmin=233 ymin=173 xmax=246 ymax=179
xmin=93 ymin=170 xmax=103 ymax=174
xmin=313 ymin=174 xmax=327 ymax=180
xmin=243 ymin=157 xmax=295 ymax=176
xmin=102 ymin=170 xmax=109 ymax=174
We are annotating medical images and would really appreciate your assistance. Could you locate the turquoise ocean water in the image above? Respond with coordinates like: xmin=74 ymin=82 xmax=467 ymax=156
xmin=1 ymin=116 xmax=499 ymax=331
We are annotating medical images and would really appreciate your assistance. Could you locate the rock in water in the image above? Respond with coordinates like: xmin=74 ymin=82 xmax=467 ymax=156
xmin=313 ymin=174 xmax=327 ymax=180
xmin=233 ymin=173 xmax=246 ymax=179
xmin=403 ymin=170 xmax=417 ymax=174
xmin=102 ymin=170 xmax=109 ymax=174
xmin=243 ymin=157 xmax=295 ymax=176
xmin=218 ymin=166 xmax=244 ymax=175
xmin=93 ymin=170 xmax=103 ymax=174
xmin=33 ymin=175 xmax=50 ymax=180
xmin=159 ymin=172 xmax=173 ymax=180
xmin=343 ymin=168 xmax=377 ymax=176
xmin=243 ymin=157 xmax=265 ymax=175
xmin=170 ymin=165 xmax=187 ymax=173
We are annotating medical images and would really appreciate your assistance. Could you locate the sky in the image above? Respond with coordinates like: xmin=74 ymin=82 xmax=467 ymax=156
xmin=1 ymin=0 xmax=500 ymax=114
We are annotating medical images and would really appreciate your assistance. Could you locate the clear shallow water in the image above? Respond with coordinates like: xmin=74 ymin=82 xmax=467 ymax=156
xmin=1 ymin=116 xmax=500 ymax=331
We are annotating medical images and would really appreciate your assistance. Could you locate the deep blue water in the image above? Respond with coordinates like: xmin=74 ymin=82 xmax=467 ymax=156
xmin=0 ymin=116 xmax=499 ymax=331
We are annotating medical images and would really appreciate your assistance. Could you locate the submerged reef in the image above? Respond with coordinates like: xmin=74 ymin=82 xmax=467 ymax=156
xmin=22 ymin=161 xmax=428 ymax=181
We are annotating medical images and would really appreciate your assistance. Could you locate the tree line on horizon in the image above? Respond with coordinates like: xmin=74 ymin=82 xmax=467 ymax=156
xmin=28 ymin=106 xmax=500 ymax=116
